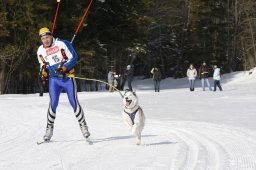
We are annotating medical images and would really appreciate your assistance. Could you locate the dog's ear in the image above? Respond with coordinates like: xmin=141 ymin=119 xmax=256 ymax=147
xmin=133 ymin=91 xmax=137 ymax=96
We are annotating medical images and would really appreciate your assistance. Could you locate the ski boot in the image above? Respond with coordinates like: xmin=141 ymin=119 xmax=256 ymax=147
xmin=43 ymin=126 xmax=53 ymax=141
xmin=80 ymin=123 xmax=90 ymax=138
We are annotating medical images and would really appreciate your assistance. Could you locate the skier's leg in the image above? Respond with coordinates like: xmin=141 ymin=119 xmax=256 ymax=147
xmin=64 ymin=78 xmax=90 ymax=138
xmin=44 ymin=78 xmax=62 ymax=141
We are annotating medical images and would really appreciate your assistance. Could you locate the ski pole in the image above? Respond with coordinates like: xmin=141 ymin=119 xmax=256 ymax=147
xmin=51 ymin=0 xmax=61 ymax=35
xmin=57 ymin=0 xmax=93 ymax=68
xmin=71 ymin=0 xmax=93 ymax=43
xmin=55 ymin=0 xmax=94 ymax=75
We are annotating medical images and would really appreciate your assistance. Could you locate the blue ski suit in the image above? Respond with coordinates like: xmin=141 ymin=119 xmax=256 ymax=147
xmin=37 ymin=38 xmax=87 ymax=128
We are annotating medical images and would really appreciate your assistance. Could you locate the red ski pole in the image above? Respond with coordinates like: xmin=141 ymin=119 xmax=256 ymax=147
xmin=56 ymin=0 xmax=93 ymax=71
xmin=51 ymin=0 xmax=61 ymax=35
xmin=71 ymin=0 xmax=93 ymax=43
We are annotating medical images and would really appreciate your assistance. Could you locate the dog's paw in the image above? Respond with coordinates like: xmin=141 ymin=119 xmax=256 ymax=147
xmin=136 ymin=139 xmax=141 ymax=145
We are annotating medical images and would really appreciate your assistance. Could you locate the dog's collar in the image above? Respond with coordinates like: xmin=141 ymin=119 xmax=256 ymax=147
xmin=124 ymin=106 xmax=140 ymax=114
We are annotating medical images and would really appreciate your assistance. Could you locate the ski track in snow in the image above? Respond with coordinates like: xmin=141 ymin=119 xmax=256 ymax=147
xmin=1 ymin=69 xmax=256 ymax=170
xmin=0 ymin=104 xmax=256 ymax=170
xmin=150 ymin=120 xmax=256 ymax=170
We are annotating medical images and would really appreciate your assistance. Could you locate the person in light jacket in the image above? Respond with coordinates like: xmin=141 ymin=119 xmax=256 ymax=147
xmin=213 ymin=64 xmax=223 ymax=91
xmin=108 ymin=69 xmax=115 ymax=92
xmin=187 ymin=64 xmax=197 ymax=91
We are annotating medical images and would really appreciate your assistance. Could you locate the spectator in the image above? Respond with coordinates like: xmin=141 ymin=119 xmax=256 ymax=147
xmin=186 ymin=64 xmax=197 ymax=91
xmin=108 ymin=69 xmax=115 ymax=92
xmin=213 ymin=64 xmax=223 ymax=91
xmin=150 ymin=67 xmax=162 ymax=92
xmin=125 ymin=65 xmax=134 ymax=91
xmin=199 ymin=61 xmax=212 ymax=91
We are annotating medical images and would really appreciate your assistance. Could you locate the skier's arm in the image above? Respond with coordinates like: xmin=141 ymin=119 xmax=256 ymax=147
xmin=61 ymin=40 xmax=78 ymax=72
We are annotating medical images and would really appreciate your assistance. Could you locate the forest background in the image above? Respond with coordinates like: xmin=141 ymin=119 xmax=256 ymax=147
xmin=0 ymin=0 xmax=255 ymax=94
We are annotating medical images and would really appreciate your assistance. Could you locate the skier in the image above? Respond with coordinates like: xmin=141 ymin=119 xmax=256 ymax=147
xmin=37 ymin=27 xmax=90 ymax=142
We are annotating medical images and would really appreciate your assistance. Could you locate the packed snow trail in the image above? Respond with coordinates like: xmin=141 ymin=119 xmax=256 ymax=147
xmin=0 ymin=102 xmax=256 ymax=170
xmin=1 ymin=70 xmax=256 ymax=170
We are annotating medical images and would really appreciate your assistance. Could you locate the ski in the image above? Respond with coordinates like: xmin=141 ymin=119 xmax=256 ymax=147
xmin=36 ymin=140 xmax=50 ymax=145
xmin=85 ymin=137 xmax=93 ymax=145
xmin=37 ymin=138 xmax=92 ymax=145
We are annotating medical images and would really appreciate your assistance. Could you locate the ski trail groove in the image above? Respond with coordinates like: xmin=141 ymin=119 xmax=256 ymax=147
xmin=151 ymin=121 xmax=256 ymax=170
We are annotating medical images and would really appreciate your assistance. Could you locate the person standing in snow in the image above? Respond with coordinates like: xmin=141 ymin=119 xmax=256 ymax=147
xmin=213 ymin=64 xmax=223 ymax=91
xmin=107 ymin=69 xmax=115 ymax=92
xmin=114 ymin=73 xmax=120 ymax=89
xmin=38 ymin=72 xmax=48 ymax=96
xmin=186 ymin=64 xmax=197 ymax=91
xmin=125 ymin=65 xmax=134 ymax=91
xmin=150 ymin=67 xmax=162 ymax=92
xmin=199 ymin=61 xmax=212 ymax=91
xmin=37 ymin=27 xmax=90 ymax=142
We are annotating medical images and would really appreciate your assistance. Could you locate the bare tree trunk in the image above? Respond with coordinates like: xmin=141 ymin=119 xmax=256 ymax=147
xmin=247 ymin=16 xmax=256 ymax=63
xmin=0 ymin=63 xmax=6 ymax=94
xmin=232 ymin=0 xmax=238 ymax=71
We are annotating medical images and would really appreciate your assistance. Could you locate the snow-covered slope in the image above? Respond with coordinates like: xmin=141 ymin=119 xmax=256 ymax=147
xmin=0 ymin=70 xmax=256 ymax=170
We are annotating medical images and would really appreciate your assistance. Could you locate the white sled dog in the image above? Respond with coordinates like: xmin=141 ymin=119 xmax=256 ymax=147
xmin=122 ymin=90 xmax=145 ymax=145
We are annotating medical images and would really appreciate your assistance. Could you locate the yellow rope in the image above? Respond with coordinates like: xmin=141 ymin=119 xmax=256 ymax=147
xmin=73 ymin=76 xmax=124 ymax=97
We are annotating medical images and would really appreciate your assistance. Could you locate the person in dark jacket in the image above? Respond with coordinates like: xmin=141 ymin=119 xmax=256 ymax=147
xmin=125 ymin=65 xmax=134 ymax=91
xmin=150 ymin=67 xmax=162 ymax=92
xmin=198 ymin=61 xmax=212 ymax=91
xmin=38 ymin=73 xmax=48 ymax=96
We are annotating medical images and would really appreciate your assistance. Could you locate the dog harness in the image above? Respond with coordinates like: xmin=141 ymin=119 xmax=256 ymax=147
xmin=124 ymin=107 xmax=140 ymax=125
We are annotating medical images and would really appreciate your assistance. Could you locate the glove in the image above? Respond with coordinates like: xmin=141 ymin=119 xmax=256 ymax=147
xmin=42 ymin=71 xmax=48 ymax=78
xmin=55 ymin=66 xmax=67 ymax=74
